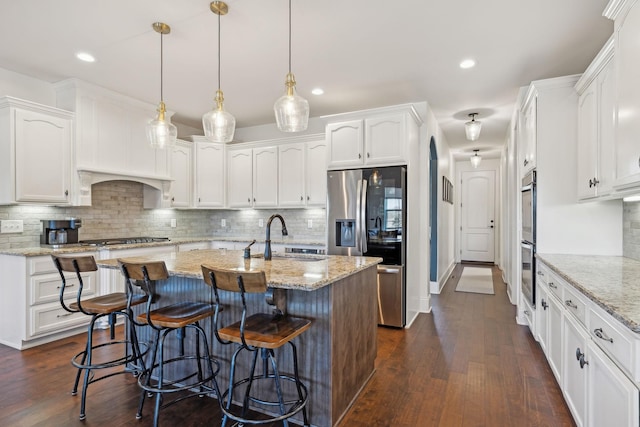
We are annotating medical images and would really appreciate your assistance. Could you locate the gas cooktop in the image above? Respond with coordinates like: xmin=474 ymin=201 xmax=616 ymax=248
xmin=79 ymin=237 xmax=171 ymax=246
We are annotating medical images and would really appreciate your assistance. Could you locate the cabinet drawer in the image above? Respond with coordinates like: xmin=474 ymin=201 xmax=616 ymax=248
xmin=29 ymin=302 xmax=89 ymax=338
xmin=589 ymin=306 xmax=633 ymax=378
xmin=536 ymin=264 xmax=548 ymax=286
xmin=563 ymin=285 xmax=587 ymax=326
xmin=29 ymin=252 xmax=98 ymax=275
xmin=30 ymin=272 xmax=95 ymax=305
xmin=546 ymin=271 xmax=563 ymax=301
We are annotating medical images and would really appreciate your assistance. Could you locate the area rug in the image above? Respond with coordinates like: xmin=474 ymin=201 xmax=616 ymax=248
xmin=455 ymin=266 xmax=494 ymax=295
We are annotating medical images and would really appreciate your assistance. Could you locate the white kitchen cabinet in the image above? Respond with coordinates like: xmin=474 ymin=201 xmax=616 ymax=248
xmin=169 ymin=140 xmax=193 ymax=208
xmin=575 ymin=38 xmax=616 ymax=200
xmin=227 ymin=146 xmax=278 ymax=208
xmin=563 ymin=312 xmax=588 ymax=427
xmin=547 ymin=290 xmax=564 ymax=383
xmin=536 ymin=280 xmax=550 ymax=354
xmin=0 ymin=97 xmax=73 ymax=205
xmin=0 ymin=252 xmax=97 ymax=350
xmin=519 ymin=89 xmax=537 ymax=176
xmin=54 ymin=79 xmax=172 ymax=206
xmin=586 ymin=339 xmax=639 ymax=427
xmin=278 ymin=138 xmax=327 ymax=208
xmin=326 ymin=106 xmax=420 ymax=170
xmin=193 ymin=138 xmax=225 ymax=208
xmin=605 ymin=0 xmax=640 ymax=190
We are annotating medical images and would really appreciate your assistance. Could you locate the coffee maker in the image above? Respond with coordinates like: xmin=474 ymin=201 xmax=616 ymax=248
xmin=41 ymin=219 xmax=82 ymax=246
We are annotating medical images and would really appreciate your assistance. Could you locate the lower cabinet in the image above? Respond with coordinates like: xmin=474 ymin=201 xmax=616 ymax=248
xmin=535 ymin=260 xmax=640 ymax=427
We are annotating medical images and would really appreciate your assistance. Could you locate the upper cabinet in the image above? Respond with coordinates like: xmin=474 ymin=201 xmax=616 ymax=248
xmin=54 ymin=79 xmax=172 ymax=205
xmin=0 ymin=97 xmax=73 ymax=205
xmin=227 ymin=145 xmax=278 ymax=208
xmin=193 ymin=138 xmax=225 ymax=208
xmin=168 ymin=140 xmax=193 ymax=208
xmin=519 ymin=88 xmax=537 ymax=176
xmin=326 ymin=106 xmax=420 ymax=169
xmin=575 ymin=37 xmax=616 ymax=200
xmin=605 ymin=0 xmax=640 ymax=192
xmin=278 ymin=137 xmax=327 ymax=208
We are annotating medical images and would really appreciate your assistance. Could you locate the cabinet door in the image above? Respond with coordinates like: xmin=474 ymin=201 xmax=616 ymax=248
xmin=563 ymin=313 xmax=588 ymax=427
xmin=170 ymin=141 xmax=192 ymax=208
xmin=326 ymin=120 xmax=363 ymax=168
xmin=577 ymin=82 xmax=598 ymax=200
xmin=227 ymin=148 xmax=253 ymax=208
xmin=536 ymin=284 xmax=550 ymax=354
xmin=548 ymin=294 xmax=563 ymax=383
xmin=278 ymin=143 xmax=305 ymax=207
xmin=14 ymin=109 xmax=71 ymax=204
xmin=305 ymin=140 xmax=328 ymax=206
xmin=521 ymin=96 xmax=537 ymax=175
xmin=195 ymin=142 xmax=225 ymax=208
xmin=365 ymin=114 xmax=406 ymax=165
xmin=596 ymin=58 xmax=616 ymax=197
xmin=253 ymin=146 xmax=278 ymax=207
xmin=615 ymin=3 xmax=640 ymax=188
xmin=586 ymin=340 xmax=639 ymax=427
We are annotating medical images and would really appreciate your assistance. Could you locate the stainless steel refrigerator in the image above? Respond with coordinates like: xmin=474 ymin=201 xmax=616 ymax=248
xmin=327 ymin=166 xmax=406 ymax=327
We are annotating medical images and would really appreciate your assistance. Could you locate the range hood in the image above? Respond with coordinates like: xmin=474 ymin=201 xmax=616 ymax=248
xmin=76 ymin=168 xmax=173 ymax=207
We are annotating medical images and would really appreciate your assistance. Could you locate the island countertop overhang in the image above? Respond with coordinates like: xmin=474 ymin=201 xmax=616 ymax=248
xmin=97 ymin=249 xmax=382 ymax=291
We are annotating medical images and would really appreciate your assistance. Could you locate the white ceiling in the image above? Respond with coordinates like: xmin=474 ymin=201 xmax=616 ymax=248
xmin=0 ymin=0 xmax=613 ymax=158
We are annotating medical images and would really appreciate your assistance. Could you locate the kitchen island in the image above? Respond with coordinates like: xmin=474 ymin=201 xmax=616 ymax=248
xmin=98 ymin=249 xmax=381 ymax=427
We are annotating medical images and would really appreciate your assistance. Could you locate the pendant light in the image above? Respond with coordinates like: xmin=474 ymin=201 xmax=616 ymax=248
xmin=147 ymin=22 xmax=177 ymax=149
xmin=470 ymin=149 xmax=482 ymax=168
xmin=202 ymin=1 xmax=236 ymax=143
xmin=273 ymin=0 xmax=309 ymax=132
xmin=465 ymin=113 xmax=482 ymax=141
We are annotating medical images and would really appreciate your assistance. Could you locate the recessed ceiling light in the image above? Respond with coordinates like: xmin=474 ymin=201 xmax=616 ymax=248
xmin=311 ymin=88 xmax=324 ymax=95
xmin=459 ymin=59 xmax=476 ymax=69
xmin=76 ymin=52 xmax=96 ymax=63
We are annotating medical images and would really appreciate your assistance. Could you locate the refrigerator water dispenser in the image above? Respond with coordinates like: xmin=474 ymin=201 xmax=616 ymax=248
xmin=335 ymin=219 xmax=356 ymax=247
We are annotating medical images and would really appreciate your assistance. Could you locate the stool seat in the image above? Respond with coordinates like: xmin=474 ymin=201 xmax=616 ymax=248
xmin=219 ymin=312 xmax=311 ymax=349
xmin=70 ymin=293 xmax=146 ymax=314
xmin=136 ymin=301 xmax=214 ymax=329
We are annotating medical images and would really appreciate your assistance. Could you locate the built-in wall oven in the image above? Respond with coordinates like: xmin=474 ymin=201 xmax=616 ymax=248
xmin=521 ymin=170 xmax=536 ymax=306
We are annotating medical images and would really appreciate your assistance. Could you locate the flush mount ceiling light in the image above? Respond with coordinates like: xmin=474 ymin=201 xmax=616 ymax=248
xmin=147 ymin=22 xmax=177 ymax=149
xmin=202 ymin=1 xmax=236 ymax=143
xmin=311 ymin=88 xmax=324 ymax=95
xmin=273 ymin=0 xmax=309 ymax=132
xmin=460 ymin=59 xmax=476 ymax=69
xmin=76 ymin=52 xmax=96 ymax=63
xmin=470 ymin=149 xmax=482 ymax=168
xmin=465 ymin=112 xmax=482 ymax=141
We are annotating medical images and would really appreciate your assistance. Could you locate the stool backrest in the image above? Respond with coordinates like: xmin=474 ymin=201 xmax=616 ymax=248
xmin=51 ymin=255 xmax=98 ymax=315
xmin=201 ymin=267 xmax=267 ymax=294
xmin=118 ymin=260 xmax=169 ymax=282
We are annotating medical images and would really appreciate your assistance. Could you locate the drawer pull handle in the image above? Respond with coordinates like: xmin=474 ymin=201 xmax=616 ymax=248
xmin=549 ymin=282 xmax=557 ymax=289
xmin=56 ymin=284 xmax=75 ymax=289
xmin=565 ymin=300 xmax=578 ymax=309
xmin=537 ymin=271 xmax=544 ymax=276
xmin=56 ymin=312 xmax=74 ymax=318
xmin=594 ymin=328 xmax=614 ymax=343
xmin=524 ymin=310 xmax=530 ymax=316
xmin=541 ymin=299 xmax=548 ymax=310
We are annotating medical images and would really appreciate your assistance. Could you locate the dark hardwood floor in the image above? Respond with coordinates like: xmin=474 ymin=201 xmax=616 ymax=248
xmin=0 ymin=263 xmax=574 ymax=426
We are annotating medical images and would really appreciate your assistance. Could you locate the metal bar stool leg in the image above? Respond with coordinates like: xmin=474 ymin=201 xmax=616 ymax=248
xmin=290 ymin=341 xmax=310 ymax=426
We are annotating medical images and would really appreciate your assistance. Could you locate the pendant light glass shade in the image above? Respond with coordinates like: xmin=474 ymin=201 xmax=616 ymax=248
xmin=148 ymin=22 xmax=177 ymax=149
xmin=465 ymin=113 xmax=482 ymax=141
xmin=274 ymin=0 xmax=309 ymax=132
xmin=203 ymin=2 xmax=235 ymax=143
xmin=470 ymin=149 xmax=482 ymax=168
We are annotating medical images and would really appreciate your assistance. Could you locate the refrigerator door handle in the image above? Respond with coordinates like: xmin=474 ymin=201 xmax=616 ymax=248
xmin=360 ymin=179 xmax=368 ymax=254
xmin=356 ymin=179 xmax=363 ymax=253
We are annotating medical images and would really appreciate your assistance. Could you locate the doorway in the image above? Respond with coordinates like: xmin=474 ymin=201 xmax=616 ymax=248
xmin=460 ymin=169 xmax=495 ymax=262
xmin=429 ymin=138 xmax=438 ymax=283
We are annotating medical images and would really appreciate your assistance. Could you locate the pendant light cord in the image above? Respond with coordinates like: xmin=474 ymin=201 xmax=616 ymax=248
xmin=160 ymin=31 xmax=164 ymax=102
xmin=218 ymin=9 xmax=222 ymax=91
xmin=288 ymin=0 xmax=292 ymax=74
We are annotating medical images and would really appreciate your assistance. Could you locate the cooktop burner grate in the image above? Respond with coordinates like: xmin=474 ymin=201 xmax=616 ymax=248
xmin=79 ymin=237 xmax=171 ymax=246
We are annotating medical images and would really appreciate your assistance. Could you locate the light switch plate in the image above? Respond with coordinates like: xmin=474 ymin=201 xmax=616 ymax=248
xmin=170 ymin=218 xmax=177 ymax=228
xmin=221 ymin=219 xmax=226 ymax=227
xmin=307 ymin=220 xmax=313 ymax=229
xmin=1 ymin=220 xmax=24 ymax=233
xmin=259 ymin=219 xmax=264 ymax=227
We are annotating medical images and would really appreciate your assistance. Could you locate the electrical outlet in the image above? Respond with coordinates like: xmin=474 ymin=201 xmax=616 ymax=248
xmin=170 ymin=218 xmax=177 ymax=228
xmin=221 ymin=219 xmax=226 ymax=227
xmin=307 ymin=219 xmax=313 ymax=229
xmin=259 ymin=219 xmax=264 ymax=227
xmin=0 ymin=220 xmax=24 ymax=233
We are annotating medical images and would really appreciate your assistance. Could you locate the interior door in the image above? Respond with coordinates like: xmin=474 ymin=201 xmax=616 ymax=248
xmin=460 ymin=170 xmax=495 ymax=262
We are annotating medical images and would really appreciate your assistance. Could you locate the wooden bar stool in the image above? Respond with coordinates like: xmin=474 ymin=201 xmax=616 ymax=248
xmin=119 ymin=260 xmax=220 ymax=427
xmin=202 ymin=265 xmax=311 ymax=427
xmin=52 ymin=254 xmax=147 ymax=421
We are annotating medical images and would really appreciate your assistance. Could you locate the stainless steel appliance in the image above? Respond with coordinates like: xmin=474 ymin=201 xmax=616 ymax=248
xmin=521 ymin=170 xmax=536 ymax=306
xmin=40 ymin=219 xmax=82 ymax=247
xmin=327 ymin=166 xmax=406 ymax=327
xmin=79 ymin=237 xmax=170 ymax=246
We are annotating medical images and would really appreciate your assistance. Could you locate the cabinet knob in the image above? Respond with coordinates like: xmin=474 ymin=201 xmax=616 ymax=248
xmin=171 ymin=197 xmax=175 ymax=202
xmin=575 ymin=347 xmax=588 ymax=369
xmin=65 ymin=190 xmax=69 ymax=196
xmin=248 ymin=198 xmax=251 ymax=203
xmin=524 ymin=159 xmax=529 ymax=166
xmin=300 ymin=196 xmax=304 ymax=201
xmin=367 ymin=152 xmax=370 ymax=158
xmin=253 ymin=198 xmax=256 ymax=202
xmin=589 ymin=178 xmax=600 ymax=188
xmin=307 ymin=196 xmax=310 ymax=201
xmin=358 ymin=153 xmax=362 ymax=159
xmin=541 ymin=299 xmax=548 ymax=310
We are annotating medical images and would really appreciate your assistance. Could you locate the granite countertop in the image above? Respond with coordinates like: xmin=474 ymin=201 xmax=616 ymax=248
xmin=0 ymin=236 xmax=325 ymax=257
xmin=536 ymin=253 xmax=640 ymax=334
xmin=97 ymin=249 xmax=381 ymax=291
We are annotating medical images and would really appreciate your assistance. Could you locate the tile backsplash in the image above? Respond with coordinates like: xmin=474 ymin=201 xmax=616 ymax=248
xmin=0 ymin=181 xmax=326 ymax=250
xmin=623 ymin=201 xmax=640 ymax=261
